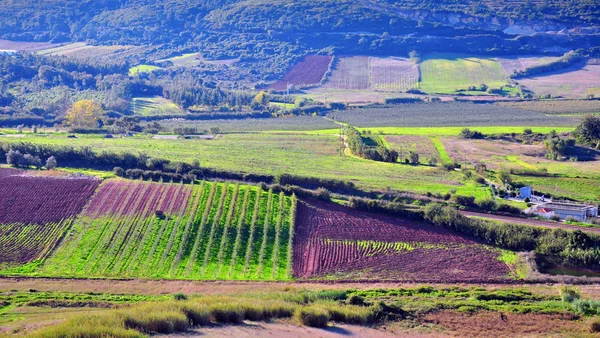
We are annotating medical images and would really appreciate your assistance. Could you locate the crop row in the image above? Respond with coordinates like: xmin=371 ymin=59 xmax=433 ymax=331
xmin=0 ymin=173 xmax=99 ymax=224
xmin=38 ymin=179 xmax=295 ymax=280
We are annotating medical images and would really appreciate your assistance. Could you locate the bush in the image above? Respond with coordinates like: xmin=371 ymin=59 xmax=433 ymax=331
xmin=346 ymin=295 xmax=366 ymax=306
xmin=452 ymin=195 xmax=476 ymax=207
xmin=179 ymin=303 xmax=211 ymax=326
xmin=173 ymin=293 xmax=187 ymax=301
xmin=591 ymin=318 xmax=600 ymax=333
xmin=295 ymin=307 xmax=330 ymax=328
xmin=121 ymin=304 xmax=190 ymax=334
xmin=477 ymin=198 xmax=497 ymax=211
xmin=559 ymin=286 xmax=581 ymax=303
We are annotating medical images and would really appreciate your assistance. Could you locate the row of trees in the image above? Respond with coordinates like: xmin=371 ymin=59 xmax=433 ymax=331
xmin=6 ymin=149 xmax=57 ymax=169
xmin=344 ymin=126 xmax=398 ymax=163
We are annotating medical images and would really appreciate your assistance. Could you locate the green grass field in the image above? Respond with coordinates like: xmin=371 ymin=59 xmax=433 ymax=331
xmin=419 ymin=53 xmax=507 ymax=94
xmin=129 ymin=64 xmax=161 ymax=76
xmin=13 ymin=180 xmax=295 ymax=280
xmin=0 ymin=132 xmax=491 ymax=198
xmin=130 ymin=97 xmax=185 ymax=116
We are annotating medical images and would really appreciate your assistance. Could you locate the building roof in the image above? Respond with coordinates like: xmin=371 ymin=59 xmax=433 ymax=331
xmin=540 ymin=202 xmax=597 ymax=212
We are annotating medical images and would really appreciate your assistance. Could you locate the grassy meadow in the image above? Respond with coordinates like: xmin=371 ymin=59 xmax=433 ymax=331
xmin=130 ymin=97 xmax=185 ymax=116
xmin=419 ymin=53 xmax=507 ymax=94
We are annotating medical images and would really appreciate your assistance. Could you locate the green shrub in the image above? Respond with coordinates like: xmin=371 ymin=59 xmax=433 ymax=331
xmin=560 ymin=286 xmax=581 ymax=303
xmin=477 ymin=198 xmax=497 ymax=211
xmin=346 ymin=294 xmax=365 ymax=306
xmin=295 ymin=307 xmax=330 ymax=328
xmin=173 ymin=293 xmax=187 ymax=301
xmin=179 ymin=303 xmax=211 ymax=326
xmin=572 ymin=299 xmax=600 ymax=315
xmin=209 ymin=303 xmax=244 ymax=323
xmin=27 ymin=314 xmax=143 ymax=338
xmin=122 ymin=307 xmax=189 ymax=334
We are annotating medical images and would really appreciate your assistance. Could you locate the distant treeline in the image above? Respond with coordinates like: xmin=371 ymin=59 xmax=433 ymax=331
xmin=510 ymin=51 xmax=586 ymax=79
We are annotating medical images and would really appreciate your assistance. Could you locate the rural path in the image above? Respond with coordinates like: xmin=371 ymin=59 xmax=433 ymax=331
xmin=461 ymin=211 xmax=600 ymax=235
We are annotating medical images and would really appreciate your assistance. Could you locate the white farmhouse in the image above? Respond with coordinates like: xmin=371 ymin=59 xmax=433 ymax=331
xmin=531 ymin=202 xmax=598 ymax=222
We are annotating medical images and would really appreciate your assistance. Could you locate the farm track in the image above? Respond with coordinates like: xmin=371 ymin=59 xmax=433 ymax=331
xmin=461 ymin=211 xmax=600 ymax=235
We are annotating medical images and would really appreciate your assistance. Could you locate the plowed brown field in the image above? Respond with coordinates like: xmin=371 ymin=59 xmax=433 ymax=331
xmin=293 ymin=200 xmax=510 ymax=282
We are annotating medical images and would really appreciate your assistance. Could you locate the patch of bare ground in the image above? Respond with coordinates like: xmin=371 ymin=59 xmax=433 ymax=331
xmin=421 ymin=310 xmax=591 ymax=337
xmin=3 ymin=278 xmax=600 ymax=298
xmin=165 ymin=321 xmax=402 ymax=338
xmin=441 ymin=137 xmax=545 ymax=170
xmin=518 ymin=64 xmax=600 ymax=99
xmin=0 ymin=39 xmax=61 ymax=52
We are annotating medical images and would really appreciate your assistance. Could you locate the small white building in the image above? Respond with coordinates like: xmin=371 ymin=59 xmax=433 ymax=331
xmin=531 ymin=202 xmax=598 ymax=222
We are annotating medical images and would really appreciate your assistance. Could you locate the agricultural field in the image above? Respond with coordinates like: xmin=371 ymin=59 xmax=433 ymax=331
xmin=0 ymin=133 xmax=491 ymax=198
xmin=517 ymin=64 xmax=600 ymax=99
xmin=36 ymin=42 xmax=143 ymax=63
xmin=384 ymin=135 xmax=441 ymax=163
xmin=156 ymin=53 xmax=238 ymax=68
xmin=32 ymin=179 xmax=295 ymax=280
xmin=322 ymin=56 xmax=419 ymax=92
xmin=269 ymin=55 xmax=332 ymax=91
xmin=322 ymin=56 xmax=370 ymax=90
xmin=497 ymin=100 xmax=600 ymax=115
xmin=293 ymin=200 xmax=513 ymax=281
xmin=129 ymin=64 xmax=161 ymax=76
xmin=419 ymin=53 xmax=507 ymax=94
xmin=496 ymin=56 xmax=560 ymax=76
xmin=440 ymin=136 xmax=600 ymax=201
xmin=155 ymin=116 xmax=339 ymax=133
xmin=326 ymin=102 xmax=578 ymax=127
xmin=0 ymin=39 xmax=61 ymax=52
xmin=369 ymin=57 xmax=419 ymax=92
xmin=0 ymin=169 xmax=99 ymax=266
xmin=130 ymin=97 xmax=185 ymax=116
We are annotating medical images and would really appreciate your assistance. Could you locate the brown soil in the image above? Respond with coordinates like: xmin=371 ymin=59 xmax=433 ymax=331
xmin=422 ymin=310 xmax=590 ymax=337
xmin=293 ymin=200 xmax=510 ymax=282
xmin=165 ymin=322 xmax=402 ymax=338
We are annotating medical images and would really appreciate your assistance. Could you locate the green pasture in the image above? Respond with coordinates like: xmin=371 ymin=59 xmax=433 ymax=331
xmin=419 ymin=53 xmax=507 ymax=94
xmin=129 ymin=64 xmax=161 ymax=76
xmin=130 ymin=97 xmax=185 ymax=116
xmin=0 ymin=132 xmax=490 ymax=198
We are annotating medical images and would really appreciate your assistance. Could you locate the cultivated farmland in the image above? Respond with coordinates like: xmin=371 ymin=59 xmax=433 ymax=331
xmin=37 ymin=179 xmax=295 ymax=280
xmin=156 ymin=116 xmax=339 ymax=132
xmin=323 ymin=56 xmax=370 ymax=90
xmin=369 ymin=57 xmax=419 ymax=92
xmin=293 ymin=200 xmax=511 ymax=281
xmin=0 ymin=169 xmax=99 ymax=266
xmin=130 ymin=97 xmax=185 ymax=116
xmin=269 ymin=55 xmax=332 ymax=91
xmin=496 ymin=56 xmax=560 ymax=76
xmin=326 ymin=102 xmax=577 ymax=127
xmin=384 ymin=135 xmax=441 ymax=163
xmin=516 ymin=64 xmax=600 ymax=99
xmin=496 ymin=100 xmax=600 ymax=115
xmin=419 ymin=53 xmax=507 ymax=94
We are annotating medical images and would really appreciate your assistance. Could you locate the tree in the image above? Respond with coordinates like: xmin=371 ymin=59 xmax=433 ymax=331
xmin=251 ymin=91 xmax=269 ymax=109
xmin=46 ymin=156 xmax=57 ymax=170
xmin=408 ymin=151 xmax=419 ymax=165
xmin=497 ymin=170 xmax=512 ymax=186
xmin=6 ymin=149 xmax=23 ymax=167
xmin=65 ymin=100 xmax=104 ymax=128
xmin=574 ymin=115 xmax=600 ymax=148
